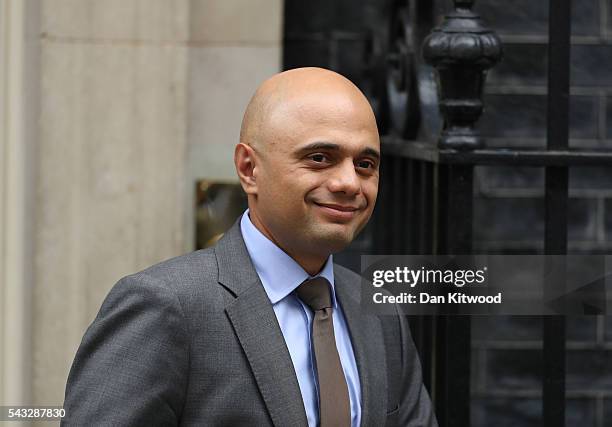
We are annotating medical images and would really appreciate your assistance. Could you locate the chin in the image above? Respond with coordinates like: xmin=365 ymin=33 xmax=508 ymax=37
xmin=313 ymin=227 xmax=356 ymax=253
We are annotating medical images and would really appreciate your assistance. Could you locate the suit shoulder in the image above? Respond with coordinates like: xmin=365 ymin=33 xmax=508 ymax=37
xmin=134 ymin=248 xmax=216 ymax=284
xmin=109 ymin=248 xmax=219 ymax=305
xmin=98 ymin=248 xmax=222 ymax=322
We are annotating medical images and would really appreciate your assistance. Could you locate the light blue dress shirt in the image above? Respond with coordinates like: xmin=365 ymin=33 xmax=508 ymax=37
xmin=240 ymin=210 xmax=362 ymax=427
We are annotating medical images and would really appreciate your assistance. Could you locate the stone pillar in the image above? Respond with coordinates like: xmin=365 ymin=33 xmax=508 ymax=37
xmin=0 ymin=0 xmax=283 ymax=409
xmin=32 ymin=0 xmax=192 ymax=405
xmin=1 ymin=0 xmax=283 ymax=408
xmin=0 ymin=0 xmax=38 ymax=410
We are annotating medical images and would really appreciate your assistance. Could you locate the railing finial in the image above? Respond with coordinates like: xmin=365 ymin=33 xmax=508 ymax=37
xmin=422 ymin=0 xmax=502 ymax=150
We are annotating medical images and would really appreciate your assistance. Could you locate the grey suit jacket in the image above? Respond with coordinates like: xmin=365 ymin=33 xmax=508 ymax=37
xmin=62 ymin=221 xmax=436 ymax=426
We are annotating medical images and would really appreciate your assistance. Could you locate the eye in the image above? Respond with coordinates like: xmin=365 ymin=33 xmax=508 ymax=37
xmin=356 ymin=159 xmax=375 ymax=169
xmin=310 ymin=154 xmax=326 ymax=163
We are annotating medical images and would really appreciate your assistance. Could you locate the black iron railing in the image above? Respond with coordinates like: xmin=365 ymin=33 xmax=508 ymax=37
xmin=372 ymin=1 xmax=612 ymax=426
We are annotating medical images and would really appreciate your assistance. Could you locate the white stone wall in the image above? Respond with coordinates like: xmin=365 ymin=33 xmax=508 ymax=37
xmin=1 ymin=0 xmax=282 ymax=409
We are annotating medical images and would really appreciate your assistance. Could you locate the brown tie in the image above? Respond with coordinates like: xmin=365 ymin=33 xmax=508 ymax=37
xmin=297 ymin=277 xmax=351 ymax=427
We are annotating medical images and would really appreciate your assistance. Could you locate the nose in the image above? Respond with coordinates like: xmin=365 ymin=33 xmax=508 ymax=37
xmin=327 ymin=159 xmax=361 ymax=196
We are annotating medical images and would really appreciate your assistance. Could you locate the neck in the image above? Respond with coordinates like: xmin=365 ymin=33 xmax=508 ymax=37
xmin=293 ymin=254 xmax=327 ymax=276
xmin=248 ymin=210 xmax=328 ymax=276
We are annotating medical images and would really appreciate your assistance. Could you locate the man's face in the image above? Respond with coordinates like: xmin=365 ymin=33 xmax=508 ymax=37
xmin=249 ymin=91 xmax=380 ymax=261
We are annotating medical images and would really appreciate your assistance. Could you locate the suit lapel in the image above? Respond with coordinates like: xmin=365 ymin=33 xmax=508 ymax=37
xmin=335 ymin=271 xmax=388 ymax=427
xmin=215 ymin=222 xmax=308 ymax=427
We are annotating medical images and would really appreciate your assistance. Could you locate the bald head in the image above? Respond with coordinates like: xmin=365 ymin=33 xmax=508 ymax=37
xmin=239 ymin=67 xmax=378 ymax=149
xmin=234 ymin=67 xmax=380 ymax=274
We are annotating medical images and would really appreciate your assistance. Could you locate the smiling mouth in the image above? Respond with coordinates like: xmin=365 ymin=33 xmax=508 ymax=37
xmin=313 ymin=202 xmax=361 ymax=221
xmin=314 ymin=203 xmax=360 ymax=212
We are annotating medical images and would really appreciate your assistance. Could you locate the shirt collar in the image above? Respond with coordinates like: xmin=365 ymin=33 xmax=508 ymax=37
xmin=240 ymin=209 xmax=336 ymax=307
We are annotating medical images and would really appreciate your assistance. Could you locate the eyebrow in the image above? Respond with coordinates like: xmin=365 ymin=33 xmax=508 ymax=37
xmin=297 ymin=142 xmax=381 ymax=159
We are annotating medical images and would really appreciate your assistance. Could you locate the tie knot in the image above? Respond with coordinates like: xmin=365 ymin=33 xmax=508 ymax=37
xmin=296 ymin=277 xmax=332 ymax=311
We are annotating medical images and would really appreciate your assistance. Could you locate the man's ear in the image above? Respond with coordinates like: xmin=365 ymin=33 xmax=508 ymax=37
xmin=234 ymin=143 xmax=258 ymax=195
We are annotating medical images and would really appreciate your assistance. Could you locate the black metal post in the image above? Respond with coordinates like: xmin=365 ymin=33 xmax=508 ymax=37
xmin=419 ymin=2 xmax=500 ymax=424
xmin=376 ymin=154 xmax=395 ymax=251
xmin=418 ymin=162 xmax=434 ymax=254
xmin=434 ymin=164 xmax=473 ymax=427
xmin=543 ymin=0 xmax=571 ymax=426
xmin=391 ymin=156 xmax=404 ymax=253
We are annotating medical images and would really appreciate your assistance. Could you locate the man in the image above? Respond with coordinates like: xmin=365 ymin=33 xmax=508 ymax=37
xmin=62 ymin=67 xmax=436 ymax=426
